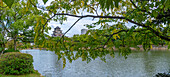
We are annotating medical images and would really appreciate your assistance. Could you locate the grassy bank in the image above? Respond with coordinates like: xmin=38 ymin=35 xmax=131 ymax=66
xmin=0 ymin=70 xmax=44 ymax=77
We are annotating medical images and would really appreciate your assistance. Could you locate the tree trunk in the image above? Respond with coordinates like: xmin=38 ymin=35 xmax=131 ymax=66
xmin=0 ymin=42 xmax=5 ymax=55
xmin=14 ymin=38 xmax=17 ymax=51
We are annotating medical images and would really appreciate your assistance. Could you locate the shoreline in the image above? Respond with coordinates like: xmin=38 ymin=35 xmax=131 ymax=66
xmin=130 ymin=45 xmax=169 ymax=51
xmin=20 ymin=47 xmax=170 ymax=51
xmin=20 ymin=48 xmax=47 ymax=50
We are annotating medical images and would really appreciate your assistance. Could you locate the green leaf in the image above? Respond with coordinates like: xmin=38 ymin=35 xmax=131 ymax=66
xmin=115 ymin=1 xmax=119 ymax=8
xmin=114 ymin=0 xmax=120 ymax=8
xmin=86 ymin=57 xmax=91 ymax=63
xmin=2 ymin=0 xmax=14 ymax=8
xmin=161 ymin=0 xmax=165 ymax=4
xmin=43 ymin=0 xmax=48 ymax=4
xmin=145 ymin=6 xmax=149 ymax=11
xmin=152 ymin=10 xmax=158 ymax=17
xmin=0 ymin=47 xmax=2 ymax=51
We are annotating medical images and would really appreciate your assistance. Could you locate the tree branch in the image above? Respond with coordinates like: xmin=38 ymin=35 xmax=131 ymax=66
xmin=130 ymin=0 xmax=138 ymax=9
xmin=0 ymin=6 xmax=7 ymax=8
xmin=102 ymin=29 xmax=147 ymax=37
xmin=130 ymin=0 xmax=151 ymax=14
xmin=52 ymin=13 xmax=169 ymax=41
xmin=17 ymin=37 xmax=29 ymax=43
xmin=26 ymin=0 xmax=170 ymax=42
xmin=0 ymin=20 xmax=10 ymax=33
xmin=42 ymin=12 xmax=170 ymax=41
xmin=62 ymin=37 xmax=69 ymax=52
xmin=101 ymin=29 xmax=154 ymax=51
xmin=102 ymin=30 xmax=127 ymax=50
xmin=56 ymin=17 xmax=83 ymax=45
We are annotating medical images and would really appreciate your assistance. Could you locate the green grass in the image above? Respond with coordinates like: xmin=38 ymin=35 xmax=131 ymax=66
xmin=0 ymin=70 xmax=44 ymax=77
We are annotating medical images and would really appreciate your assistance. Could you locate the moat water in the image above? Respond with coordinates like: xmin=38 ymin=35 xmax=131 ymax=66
xmin=21 ymin=49 xmax=170 ymax=77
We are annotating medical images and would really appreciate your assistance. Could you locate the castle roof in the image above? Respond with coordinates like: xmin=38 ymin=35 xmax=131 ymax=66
xmin=54 ymin=26 xmax=60 ymax=29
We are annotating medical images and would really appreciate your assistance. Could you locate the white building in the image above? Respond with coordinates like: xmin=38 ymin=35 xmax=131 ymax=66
xmin=81 ymin=29 xmax=88 ymax=34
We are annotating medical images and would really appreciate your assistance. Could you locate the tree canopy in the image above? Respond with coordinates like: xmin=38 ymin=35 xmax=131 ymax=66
xmin=0 ymin=0 xmax=46 ymax=50
xmin=1 ymin=0 xmax=170 ymax=68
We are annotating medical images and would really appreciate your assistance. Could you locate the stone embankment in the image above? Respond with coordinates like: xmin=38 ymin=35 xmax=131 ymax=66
xmin=131 ymin=45 xmax=169 ymax=51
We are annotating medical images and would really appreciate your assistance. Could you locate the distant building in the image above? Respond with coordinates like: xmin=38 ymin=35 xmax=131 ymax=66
xmin=81 ymin=29 xmax=88 ymax=34
xmin=52 ymin=26 xmax=63 ymax=37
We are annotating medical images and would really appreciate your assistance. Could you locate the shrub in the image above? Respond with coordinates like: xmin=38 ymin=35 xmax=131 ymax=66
xmin=154 ymin=72 xmax=170 ymax=77
xmin=0 ymin=52 xmax=34 ymax=75
xmin=3 ymin=49 xmax=19 ymax=54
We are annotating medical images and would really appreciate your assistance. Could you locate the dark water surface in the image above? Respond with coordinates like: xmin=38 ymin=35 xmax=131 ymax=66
xmin=20 ymin=50 xmax=170 ymax=77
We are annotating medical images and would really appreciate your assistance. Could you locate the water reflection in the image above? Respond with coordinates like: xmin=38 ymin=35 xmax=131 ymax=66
xmin=142 ymin=52 xmax=154 ymax=76
xmin=21 ymin=50 xmax=170 ymax=77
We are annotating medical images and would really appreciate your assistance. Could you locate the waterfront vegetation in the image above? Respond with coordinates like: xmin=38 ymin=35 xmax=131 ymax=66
xmin=0 ymin=52 xmax=43 ymax=76
xmin=0 ymin=70 xmax=43 ymax=77
xmin=0 ymin=0 xmax=170 ymax=76
xmin=0 ymin=52 xmax=34 ymax=75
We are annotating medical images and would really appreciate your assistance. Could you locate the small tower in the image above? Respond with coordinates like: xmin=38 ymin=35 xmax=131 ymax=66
xmin=81 ymin=29 xmax=88 ymax=34
xmin=52 ymin=26 xmax=63 ymax=37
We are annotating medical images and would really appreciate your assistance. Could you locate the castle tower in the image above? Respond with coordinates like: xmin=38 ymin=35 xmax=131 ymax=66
xmin=52 ymin=26 xmax=63 ymax=37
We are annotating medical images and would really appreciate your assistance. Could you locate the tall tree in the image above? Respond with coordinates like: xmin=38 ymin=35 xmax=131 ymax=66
xmin=0 ymin=0 xmax=42 ymax=50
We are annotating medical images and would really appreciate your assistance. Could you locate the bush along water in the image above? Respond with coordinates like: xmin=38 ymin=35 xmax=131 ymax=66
xmin=0 ymin=52 xmax=34 ymax=75
xmin=3 ymin=49 xmax=19 ymax=54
